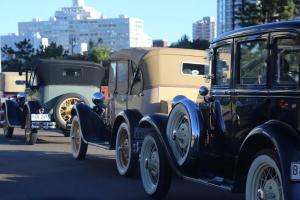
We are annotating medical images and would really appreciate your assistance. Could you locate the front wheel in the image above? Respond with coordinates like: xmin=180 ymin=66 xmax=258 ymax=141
xmin=246 ymin=151 xmax=285 ymax=200
xmin=25 ymin=113 xmax=38 ymax=145
xmin=115 ymin=122 xmax=137 ymax=177
xmin=140 ymin=133 xmax=172 ymax=199
xmin=70 ymin=116 xmax=88 ymax=160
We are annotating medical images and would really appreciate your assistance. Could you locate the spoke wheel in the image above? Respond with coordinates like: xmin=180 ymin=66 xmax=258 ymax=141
xmin=246 ymin=152 xmax=285 ymax=200
xmin=70 ymin=116 xmax=87 ymax=160
xmin=140 ymin=133 xmax=172 ymax=199
xmin=167 ymin=104 xmax=192 ymax=166
xmin=58 ymin=97 xmax=80 ymax=124
xmin=115 ymin=123 xmax=132 ymax=176
xmin=25 ymin=113 xmax=37 ymax=145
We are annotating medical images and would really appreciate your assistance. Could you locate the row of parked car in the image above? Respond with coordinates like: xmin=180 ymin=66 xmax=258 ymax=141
xmin=2 ymin=21 xmax=300 ymax=200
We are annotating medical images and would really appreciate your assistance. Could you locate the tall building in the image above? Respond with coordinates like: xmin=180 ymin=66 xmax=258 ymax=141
xmin=1 ymin=0 xmax=151 ymax=55
xmin=152 ymin=39 xmax=168 ymax=47
xmin=217 ymin=0 xmax=257 ymax=36
xmin=192 ymin=17 xmax=216 ymax=41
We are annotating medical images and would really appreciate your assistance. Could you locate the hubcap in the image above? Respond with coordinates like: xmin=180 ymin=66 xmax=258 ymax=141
xmin=59 ymin=98 xmax=80 ymax=123
xmin=253 ymin=166 xmax=283 ymax=200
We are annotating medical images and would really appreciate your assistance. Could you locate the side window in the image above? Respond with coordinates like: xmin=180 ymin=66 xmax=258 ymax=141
xmin=109 ymin=62 xmax=117 ymax=93
xmin=274 ymin=38 xmax=300 ymax=86
xmin=131 ymin=68 xmax=143 ymax=95
xmin=214 ymin=44 xmax=232 ymax=86
xmin=116 ymin=61 xmax=129 ymax=94
xmin=238 ymin=40 xmax=268 ymax=86
xmin=182 ymin=63 xmax=208 ymax=76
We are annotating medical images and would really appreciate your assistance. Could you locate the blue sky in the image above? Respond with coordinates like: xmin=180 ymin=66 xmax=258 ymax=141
xmin=0 ymin=0 xmax=217 ymax=43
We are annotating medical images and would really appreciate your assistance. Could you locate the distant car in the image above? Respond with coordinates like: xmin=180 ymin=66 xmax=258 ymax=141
xmin=70 ymin=48 xmax=210 ymax=177
xmin=1 ymin=59 xmax=104 ymax=145
xmin=137 ymin=21 xmax=300 ymax=200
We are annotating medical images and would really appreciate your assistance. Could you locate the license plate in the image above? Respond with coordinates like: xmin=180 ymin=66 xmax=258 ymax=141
xmin=31 ymin=114 xmax=51 ymax=122
xmin=291 ymin=163 xmax=300 ymax=181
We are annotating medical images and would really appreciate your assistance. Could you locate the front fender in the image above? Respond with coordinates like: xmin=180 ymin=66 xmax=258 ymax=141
xmin=238 ymin=120 xmax=300 ymax=199
xmin=73 ymin=103 xmax=107 ymax=142
xmin=3 ymin=100 xmax=23 ymax=127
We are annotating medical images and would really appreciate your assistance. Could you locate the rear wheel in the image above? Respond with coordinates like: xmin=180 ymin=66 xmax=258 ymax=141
xmin=25 ymin=113 xmax=38 ymax=145
xmin=115 ymin=122 xmax=137 ymax=177
xmin=246 ymin=150 xmax=285 ymax=200
xmin=70 ymin=116 xmax=88 ymax=160
xmin=140 ymin=132 xmax=172 ymax=199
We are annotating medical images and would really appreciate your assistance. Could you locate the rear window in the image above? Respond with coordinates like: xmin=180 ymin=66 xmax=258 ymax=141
xmin=182 ymin=63 xmax=208 ymax=76
xmin=63 ymin=69 xmax=81 ymax=78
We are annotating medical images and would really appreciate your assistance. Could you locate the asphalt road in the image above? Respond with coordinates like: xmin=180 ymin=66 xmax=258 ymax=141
xmin=0 ymin=129 xmax=243 ymax=200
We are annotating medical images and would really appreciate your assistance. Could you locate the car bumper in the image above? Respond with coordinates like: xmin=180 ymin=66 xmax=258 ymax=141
xmin=31 ymin=121 xmax=56 ymax=130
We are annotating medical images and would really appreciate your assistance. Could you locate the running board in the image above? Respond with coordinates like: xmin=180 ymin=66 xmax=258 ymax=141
xmin=88 ymin=141 xmax=111 ymax=150
xmin=182 ymin=176 xmax=234 ymax=192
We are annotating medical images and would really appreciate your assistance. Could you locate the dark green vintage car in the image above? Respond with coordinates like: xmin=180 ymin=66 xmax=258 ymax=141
xmin=1 ymin=59 xmax=105 ymax=145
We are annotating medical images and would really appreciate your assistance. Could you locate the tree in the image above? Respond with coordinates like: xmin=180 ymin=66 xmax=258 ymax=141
xmin=236 ymin=0 xmax=296 ymax=27
xmin=170 ymin=35 xmax=210 ymax=50
xmin=37 ymin=42 xmax=65 ymax=58
xmin=88 ymin=47 xmax=110 ymax=64
xmin=1 ymin=39 xmax=35 ymax=72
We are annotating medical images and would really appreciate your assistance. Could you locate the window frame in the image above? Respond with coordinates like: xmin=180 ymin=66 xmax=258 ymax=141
xmin=271 ymin=35 xmax=300 ymax=89
xmin=211 ymin=39 xmax=233 ymax=89
xmin=235 ymin=35 xmax=270 ymax=89
xmin=181 ymin=62 xmax=208 ymax=77
xmin=116 ymin=60 xmax=130 ymax=95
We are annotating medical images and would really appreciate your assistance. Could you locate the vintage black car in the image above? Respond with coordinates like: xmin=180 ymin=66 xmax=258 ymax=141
xmin=1 ymin=59 xmax=104 ymax=145
xmin=137 ymin=21 xmax=300 ymax=200
xmin=70 ymin=48 xmax=209 ymax=177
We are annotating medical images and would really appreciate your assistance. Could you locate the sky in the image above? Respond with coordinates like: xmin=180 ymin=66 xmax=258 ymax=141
xmin=0 ymin=0 xmax=217 ymax=43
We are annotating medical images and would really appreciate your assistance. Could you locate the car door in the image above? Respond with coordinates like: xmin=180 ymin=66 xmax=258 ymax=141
xmin=269 ymin=33 xmax=300 ymax=133
xmin=231 ymin=34 xmax=271 ymax=154
xmin=203 ymin=40 xmax=235 ymax=176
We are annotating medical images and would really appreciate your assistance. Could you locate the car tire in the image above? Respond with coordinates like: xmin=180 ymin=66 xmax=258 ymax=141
xmin=70 ymin=116 xmax=88 ymax=160
xmin=166 ymin=103 xmax=192 ymax=166
xmin=54 ymin=93 xmax=88 ymax=131
xmin=140 ymin=132 xmax=172 ymax=199
xmin=246 ymin=150 xmax=285 ymax=200
xmin=25 ymin=112 xmax=38 ymax=145
xmin=3 ymin=109 xmax=14 ymax=138
xmin=115 ymin=122 xmax=138 ymax=177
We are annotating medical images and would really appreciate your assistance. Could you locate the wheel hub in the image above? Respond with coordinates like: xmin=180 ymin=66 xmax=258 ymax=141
xmin=262 ymin=179 xmax=280 ymax=200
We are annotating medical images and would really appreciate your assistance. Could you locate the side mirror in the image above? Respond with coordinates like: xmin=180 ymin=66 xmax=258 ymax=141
xmin=92 ymin=92 xmax=105 ymax=106
xmin=199 ymin=86 xmax=209 ymax=97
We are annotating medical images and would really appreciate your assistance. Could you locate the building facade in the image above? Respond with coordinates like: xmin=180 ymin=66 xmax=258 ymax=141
xmin=192 ymin=17 xmax=216 ymax=41
xmin=217 ymin=0 xmax=257 ymax=36
xmin=2 ymin=0 xmax=151 ymax=56
xmin=152 ymin=39 xmax=168 ymax=47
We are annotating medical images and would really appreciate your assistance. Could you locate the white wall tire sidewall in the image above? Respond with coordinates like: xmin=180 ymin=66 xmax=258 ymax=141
xmin=70 ymin=116 xmax=81 ymax=159
xmin=115 ymin=123 xmax=131 ymax=176
xmin=140 ymin=135 xmax=159 ymax=196
xmin=246 ymin=154 xmax=284 ymax=200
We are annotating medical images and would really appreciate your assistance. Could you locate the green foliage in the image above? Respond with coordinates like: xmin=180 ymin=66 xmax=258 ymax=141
xmin=88 ymin=47 xmax=110 ymax=64
xmin=236 ymin=0 xmax=296 ymax=27
xmin=1 ymin=39 xmax=35 ymax=72
xmin=170 ymin=35 xmax=210 ymax=50
xmin=37 ymin=42 xmax=66 ymax=58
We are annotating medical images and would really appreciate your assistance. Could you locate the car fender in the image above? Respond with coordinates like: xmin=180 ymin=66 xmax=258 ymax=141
xmin=111 ymin=110 xmax=143 ymax=149
xmin=72 ymin=103 xmax=106 ymax=142
xmin=236 ymin=120 xmax=300 ymax=199
xmin=2 ymin=99 xmax=23 ymax=127
xmin=171 ymin=95 xmax=204 ymax=157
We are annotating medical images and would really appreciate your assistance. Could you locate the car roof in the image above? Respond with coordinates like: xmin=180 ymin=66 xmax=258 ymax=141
xmin=212 ymin=20 xmax=300 ymax=44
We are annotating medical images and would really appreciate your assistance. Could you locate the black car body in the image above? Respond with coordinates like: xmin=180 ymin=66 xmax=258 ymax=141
xmin=137 ymin=21 xmax=300 ymax=200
